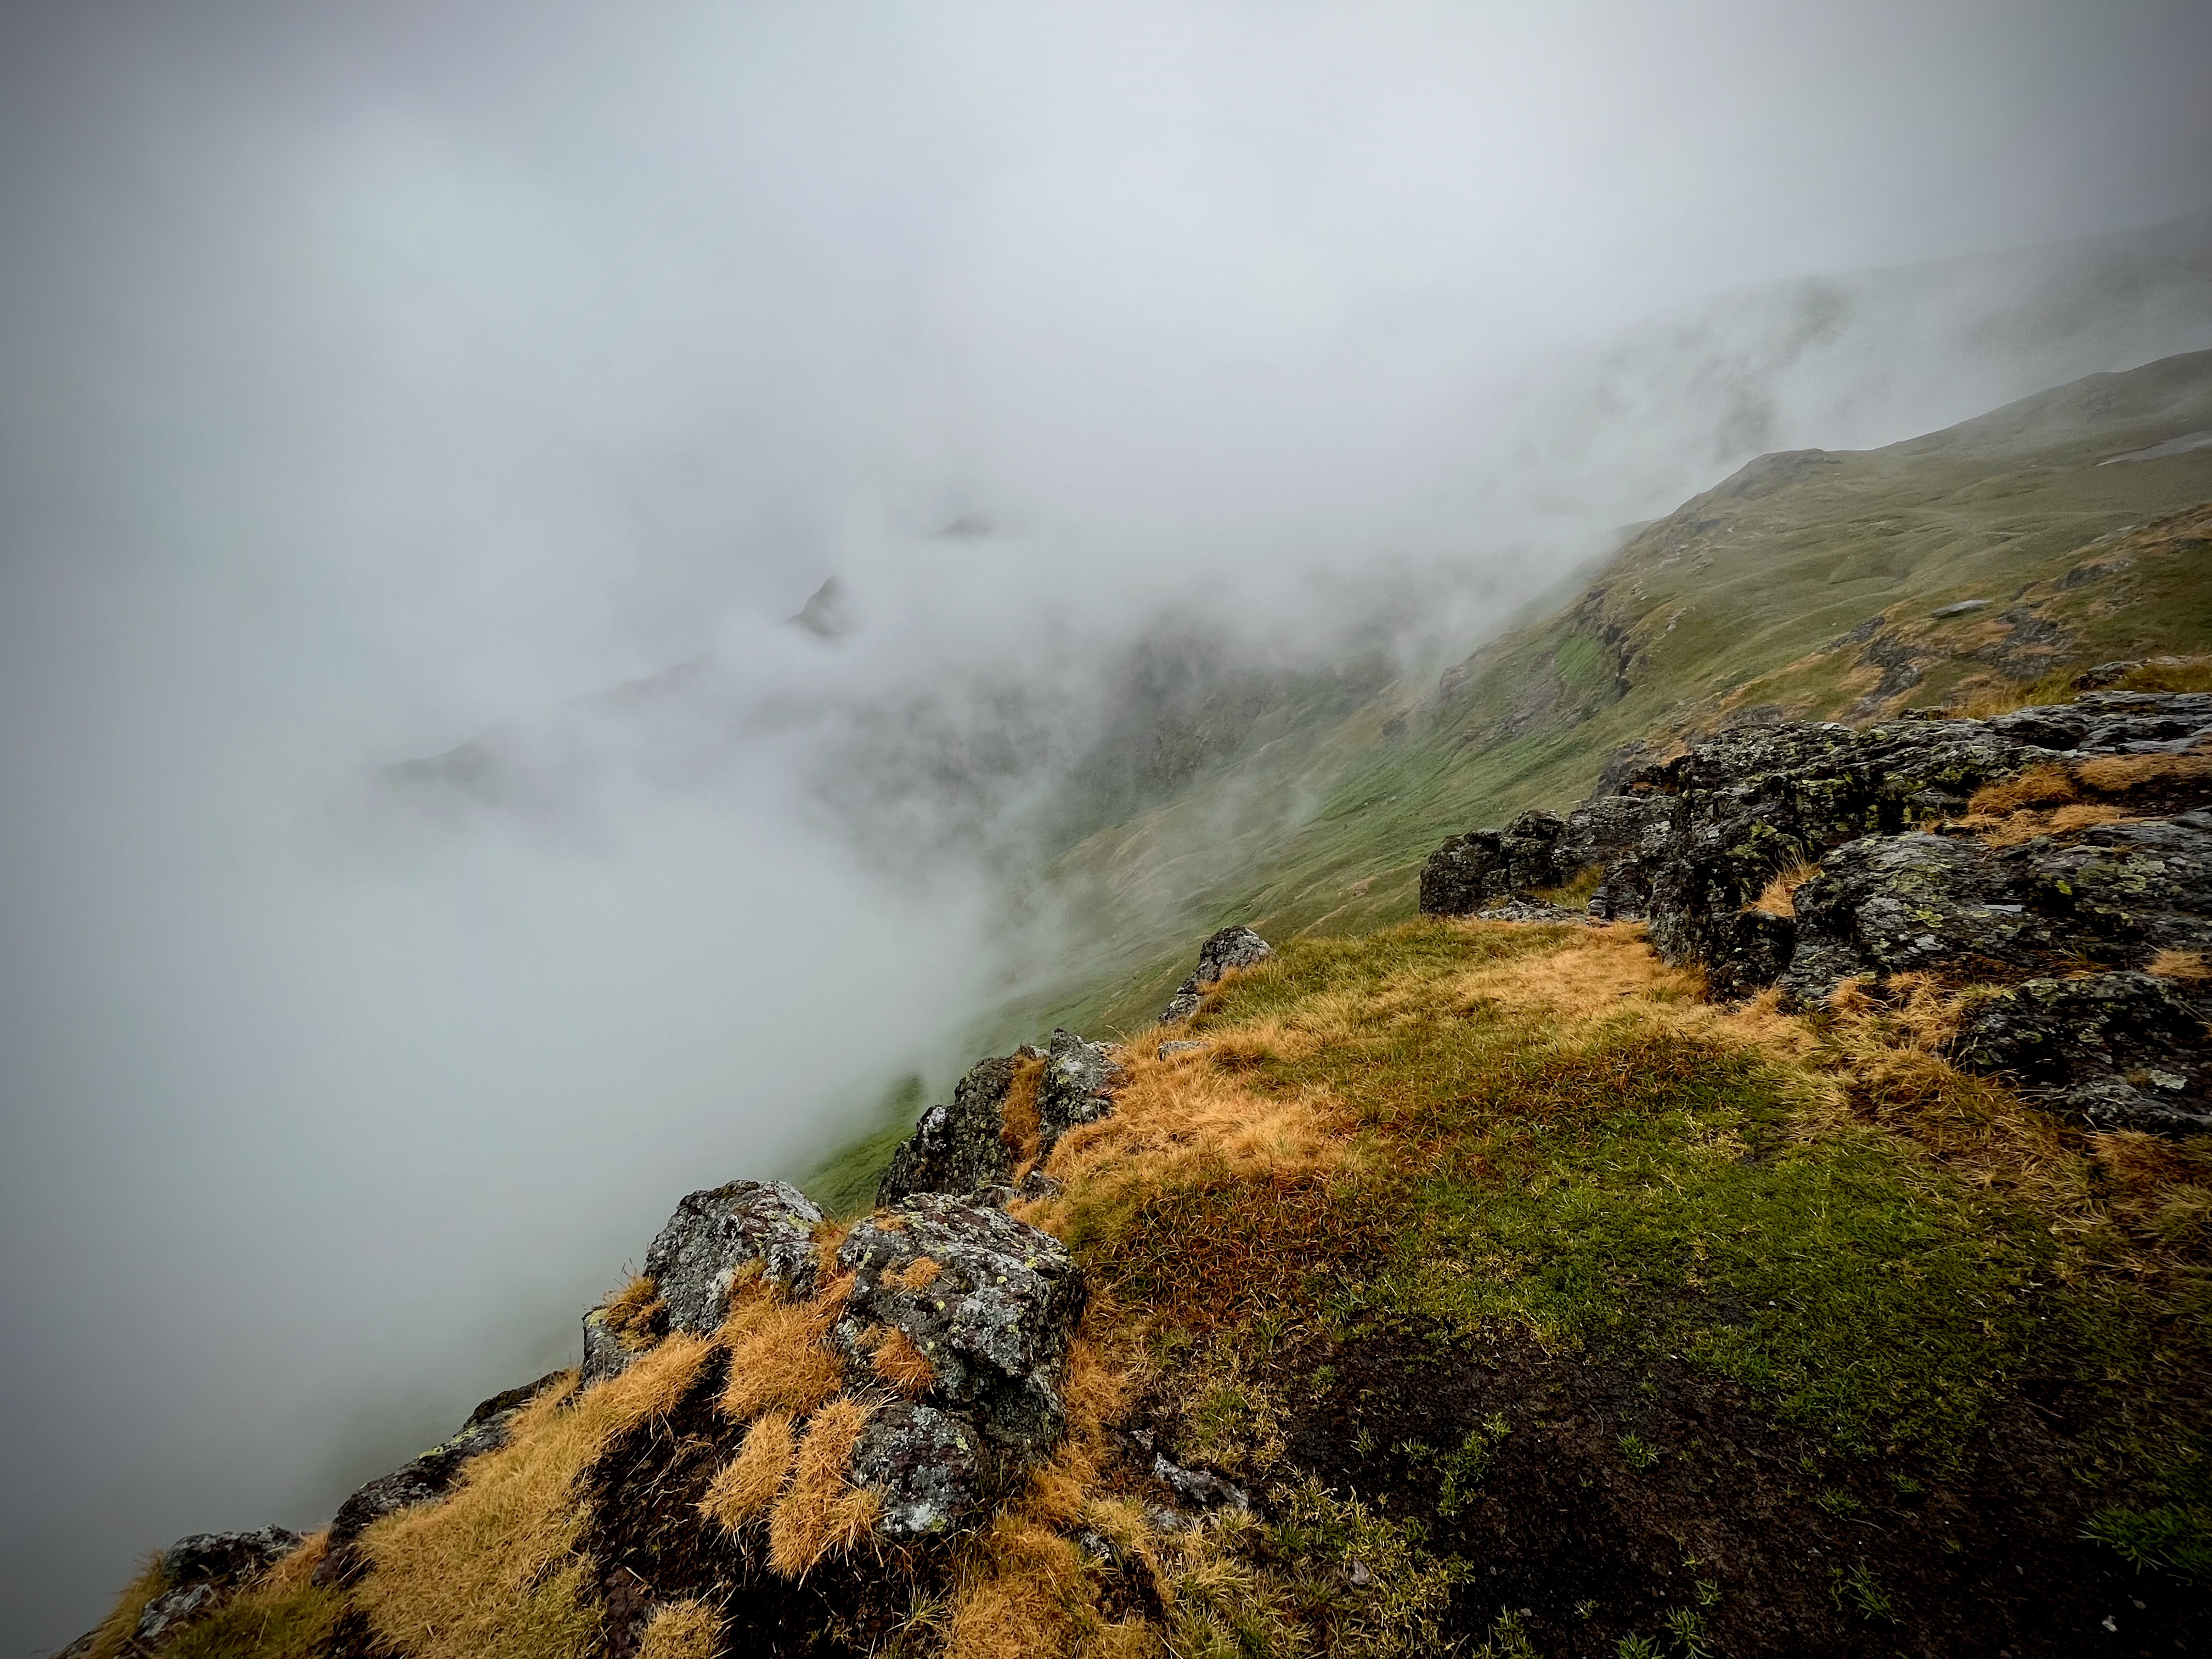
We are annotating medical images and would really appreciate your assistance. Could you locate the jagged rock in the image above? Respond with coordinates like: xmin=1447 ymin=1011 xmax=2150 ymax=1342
xmin=644 ymin=1179 xmax=823 ymax=1333
xmin=1159 ymin=925 xmax=1274 ymax=1023
xmin=876 ymin=1054 xmax=1023 ymax=1205
xmin=1555 ymin=793 xmax=1682 ymax=920
xmin=849 ymin=1403 xmax=989 ymax=1539
xmin=835 ymin=1194 xmax=1087 ymax=1462
xmin=1781 ymin=814 xmax=2212 ymax=1006
xmin=580 ymin=1305 xmax=644 ymax=1387
xmin=162 ymin=1527 xmax=303 ymax=1588
xmin=1156 ymin=1039 xmax=1206 ymax=1060
xmin=1151 ymin=1452 xmax=1249 ymax=1513
xmin=134 ymin=1582 xmax=222 ymax=1646
xmin=315 ymin=1374 xmax=559 ymax=1584
xmin=1035 ymin=1029 xmax=1122 ymax=1154
xmin=1952 ymin=973 xmax=2212 ymax=1133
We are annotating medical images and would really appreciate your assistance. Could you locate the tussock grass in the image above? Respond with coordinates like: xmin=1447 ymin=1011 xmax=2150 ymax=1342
xmin=599 ymin=1274 xmax=666 ymax=1350
xmin=78 ymin=1556 xmax=166 ymax=1659
xmin=1748 ymin=860 xmax=1821 ymax=918
xmin=718 ymin=1281 xmax=846 ymax=1423
xmin=767 ymin=1398 xmax=879 ymax=1577
xmin=355 ymin=1340 xmax=710 ymax=1659
xmin=636 ymin=1599 xmax=723 ymax=1659
xmin=701 ymin=1409 xmax=797 ymax=1532
xmin=867 ymin=1327 xmax=940 ymax=1397
xmin=1000 ymin=1053 xmax=1046 ymax=1164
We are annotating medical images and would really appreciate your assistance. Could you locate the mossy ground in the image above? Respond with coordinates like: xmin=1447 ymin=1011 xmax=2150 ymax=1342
xmin=1026 ymin=920 xmax=2212 ymax=1655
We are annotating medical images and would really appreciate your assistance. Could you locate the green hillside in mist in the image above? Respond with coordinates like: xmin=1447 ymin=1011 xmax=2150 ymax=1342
xmin=1012 ymin=350 xmax=2212 ymax=1042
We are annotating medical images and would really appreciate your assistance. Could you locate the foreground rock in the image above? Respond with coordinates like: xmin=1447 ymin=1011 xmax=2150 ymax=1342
xmin=1159 ymin=924 xmax=1274 ymax=1022
xmin=1419 ymin=691 xmax=2212 ymax=1130
xmin=834 ymin=1194 xmax=1088 ymax=1534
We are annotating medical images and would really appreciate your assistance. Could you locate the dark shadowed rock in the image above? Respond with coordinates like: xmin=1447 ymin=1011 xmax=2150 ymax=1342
xmin=1151 ymin=1452 xmax=1249 ymax=1513
xmin=835 ymin=1193 xmax=1087 ymax=1462
xmin=644 ymin=1179 xmax=823 ymax=1333
xmin=133 ymin=1582 xmax=222 ymax=1646
xmin=1953 ymin=973 xmax=2212 ymax=1133
xmin=1035 ymin=1029 xmax=1123 ymax=1154
xmin=850 ymin=1403 xmax=989 ymax=1539
xmin=162 ymin=1527 xmax=303 ymax=1589
xmin=1159 ymin=925 xmax=1274 ymax=1022
xmin=580 ymin=1305 xmax=644 ymax=1387
xmin=876 ymin=1053 xmax=1024 ymax=1205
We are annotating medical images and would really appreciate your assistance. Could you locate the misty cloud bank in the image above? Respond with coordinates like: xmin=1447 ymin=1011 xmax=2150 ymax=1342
xmin=3 ymin=1 xmax=2211 ymax=1649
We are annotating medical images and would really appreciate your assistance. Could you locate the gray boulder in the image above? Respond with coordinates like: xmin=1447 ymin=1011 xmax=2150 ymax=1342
xmin=835 ymin=1193 xmax=1087 ymax=1461
xmin=642 ymin=1179 xmax=823 ymax=1334
xmin=876 ymin=1052 xmax=1028 ymax=1206
xmin=1158 ymin=925 xmax=1274 ymax=1023
xmin=1035 ymin=1029 xmax=1123 ymax=1154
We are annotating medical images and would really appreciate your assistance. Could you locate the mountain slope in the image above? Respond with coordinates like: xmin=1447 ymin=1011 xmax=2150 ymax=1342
xmin=1018 ymin=349 xmax=2212 ymax=1040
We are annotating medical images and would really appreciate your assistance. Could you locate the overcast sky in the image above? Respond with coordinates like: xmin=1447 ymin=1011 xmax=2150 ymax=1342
xmin=3 ymin=1 xmax=2210 ymax=1649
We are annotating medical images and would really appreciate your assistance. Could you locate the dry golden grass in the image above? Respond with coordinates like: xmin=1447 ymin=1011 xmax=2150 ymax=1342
xmin=1000 ymin=1053 xmax=1045 ymax=1163
xmin=867 ymin=1327 xmax=939 ymax=1397
xmin=1748 ymin=860 xmax=1821 ymax=917
xmin=356 ymin=1339 xmax=710 ymax=1659
xmin=80 ymin=1555 xmax=167 ymax=1659
xmin=718 ymin=1283 xmax=846 ymax=1423
xmin=2149 ymin=949 xmax=2212 ymax=981
xmin=943 ymin=1515 xmax=1103 ymax=1659
xmin=2074 ymin=752 xmax=2212 ymax=794
xmin=766 ymin=1398 xmax=879 ymax=1577
xmin=701 ymin=1409 xmax=797 ymax=1532
xmin=600 ymin=1274 xmax=666 ymax=1350
xmin=636 ymin=1600 xmax=722 ymax=1659
xmin=1970 ymin=764 xmax=2080 ymax=816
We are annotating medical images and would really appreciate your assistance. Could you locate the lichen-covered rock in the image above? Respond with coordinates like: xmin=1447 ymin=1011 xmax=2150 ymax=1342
xmin=876 ymin=1053 xmax=1025 ymax=1205
xmin=1159 ymin=925 xmax=1274 ymax=1022
xmin=643 ymin=1179 xmax=823 ymax=1333
xmin=1953 ymin=973 xmax=2212 ymax=1133
xmin=580 ymin=1305 xmax=642 ymax=1387
xmin=1035 ymin=1029 xmax=1122 ymax=1154
xmin=849 ymin=1403 xmax=989 ymax=1539
xmin=835 ymin=1194 xmax=1087 ymax=1460
xmin=134 ymin=1582 xmax=221 ymax=1646
xmin=315 ymin=1374 xmax=558 ymax=1584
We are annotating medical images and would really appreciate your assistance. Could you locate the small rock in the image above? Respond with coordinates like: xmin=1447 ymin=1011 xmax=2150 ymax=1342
xmin=643 ymin=1179 xmax=823 ymax=1333
xmin=1158 ymin=926 xmax=1274 ymax=1023
xmin=161 ymin=1526 xmax=304 ymax=1589
xmin=1930 ymin=599 xmax=1993 ymax=618
xmin=1156 ymin=1040 xmax=1206 ymax=1060
xmin=134 ymin=1582 xmax=221 ymax=1645
xmin=1151 ymin=1452 xmax=1249 ymax=1512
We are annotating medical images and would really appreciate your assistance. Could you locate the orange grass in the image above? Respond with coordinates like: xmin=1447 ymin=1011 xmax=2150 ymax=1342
xmin=700 ymin=1409 xmax=798 ymax=1532
xmin=599 ymin=1274 xmax=667 ymax=1350
xmin=718 ymin=1284 xmax=847 ymax=1423
xmin=766 ymin=1398 xmax=879 ymax=1577
xmin=867 ymin=1327 xmax=939 ymax=1397
xmin=355 ymin=1339 xmax=710 ymax=1659
xmin=636 ymin=1600 xmax=722 ymax=1659
xmin=999 ymin=1053 xmax=1046 ymax=1163
xmin=1748 ymin=860 xmax=1821 ymax=918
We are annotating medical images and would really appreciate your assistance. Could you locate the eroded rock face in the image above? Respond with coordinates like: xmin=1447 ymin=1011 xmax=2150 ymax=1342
xmin=1158 ymin=925 xmax=1274 ymax=1023
xmin=1416 ymin=690 xmax=2212 ymax=1131
xmin=876 ymin=1053 xmax=1025 ymax=1206
xmin=644 ymin=1180 xmax=823 ymax=1333
xmin=117 ymin=1527 xmax=308 ymax=1648
xmin=1035 ymin=1029 xmax=1122 ymax=1155
xmin=836 ymin=1194 xmax=1087 ymax=1462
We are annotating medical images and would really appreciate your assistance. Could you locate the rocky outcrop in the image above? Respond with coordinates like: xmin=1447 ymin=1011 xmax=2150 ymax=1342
xmin=644 ymin=1180 xmax=824 ymax=1333
xmin=876 ymin=1052 xmax=1032 ymax=1206
xmin=1158 ymin=925 xmax=1274 ymax=1022
xmin=1954 ymin=973 xmax=2212 ymax=1133
xmin=97 ymin=1527 xmax=310 ymax=1650
xmin=834 ymin=1194 xmax=1088 ymax=1535
xmin=1419 ymin=691 xmax=2212 ymax=1131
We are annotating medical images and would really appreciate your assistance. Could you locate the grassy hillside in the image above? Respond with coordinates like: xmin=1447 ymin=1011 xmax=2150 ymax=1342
xmin=1006 ymin=351 xmax=2212 ymax=1041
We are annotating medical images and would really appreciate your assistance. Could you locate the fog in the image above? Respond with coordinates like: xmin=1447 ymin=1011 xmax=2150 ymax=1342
xmin=3 ymin=1 xmax=2210 ymax=1647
